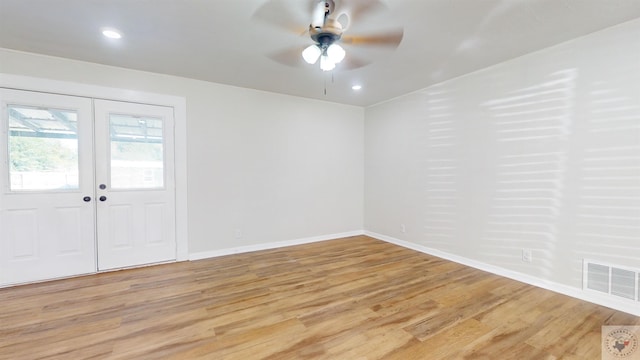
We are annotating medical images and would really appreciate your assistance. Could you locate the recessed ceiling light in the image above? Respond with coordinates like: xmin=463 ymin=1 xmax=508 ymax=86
xmin=102 ymin=29 xmax=122 ymax=39
xmin=352 ymin=85 xmax=362 ymax=91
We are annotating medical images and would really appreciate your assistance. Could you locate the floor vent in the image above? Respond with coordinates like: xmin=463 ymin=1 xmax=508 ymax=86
xmin=584 ymin=260 xmax=639 ymax=302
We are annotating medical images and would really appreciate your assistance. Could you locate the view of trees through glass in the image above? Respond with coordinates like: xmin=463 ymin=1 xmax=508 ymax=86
xmin=9 ymin=135 xmax=79 ymax=190
xmin=9 ymin=136 xmax=78 ymax=172
xmin=7 ymin=106 xmax=165 ymax=190
xmin=8 ymin=104 xmax=80 ymax=191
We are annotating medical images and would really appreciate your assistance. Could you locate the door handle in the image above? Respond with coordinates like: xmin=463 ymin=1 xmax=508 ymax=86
xmin=99 ymin=196 xmax=107 ymax=202
xmin=83 ymin=196 xmax=91 ymax=202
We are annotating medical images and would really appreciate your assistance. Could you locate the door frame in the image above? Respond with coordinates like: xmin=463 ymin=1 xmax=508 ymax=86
xmin=0 ymin=73 xmax=188 ymax=262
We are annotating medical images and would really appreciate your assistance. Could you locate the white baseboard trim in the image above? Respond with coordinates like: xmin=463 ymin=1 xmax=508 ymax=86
xmin=189 ymin=230 xmax=365 ymax=261
xmin=365 ymin=231 xmax=640 ymax=317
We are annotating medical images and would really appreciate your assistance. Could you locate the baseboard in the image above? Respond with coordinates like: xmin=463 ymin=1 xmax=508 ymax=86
xmin=364 ymin=231 xmax=640 ymax=317
xmin=189 ymin=230 xmax=365 ymax=261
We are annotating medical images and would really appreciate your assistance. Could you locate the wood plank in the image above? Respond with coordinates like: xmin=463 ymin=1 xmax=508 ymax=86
xmin=0 ymin=235 xmax=638 ymax=359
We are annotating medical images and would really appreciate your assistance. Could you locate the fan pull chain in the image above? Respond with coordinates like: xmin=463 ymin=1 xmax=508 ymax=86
xmin=323 ymin=71 xmax=336 ymax=96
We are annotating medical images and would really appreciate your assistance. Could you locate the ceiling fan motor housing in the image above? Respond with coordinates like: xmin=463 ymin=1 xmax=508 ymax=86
xmin=309 ymin=17 xmax=343 ymax=49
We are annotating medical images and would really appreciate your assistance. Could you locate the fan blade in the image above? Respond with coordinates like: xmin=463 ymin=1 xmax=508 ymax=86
xmin=335 ymin=13 xmax=349 ymax=30
xmin=341 ymin=28 xmax=404 ymax=48
xmin=348 ymin=0 xmax=386 ymax=22
xmin=252 ymin=0 xmax=311 ymax=35
xmin=332 ymin=0 xmax=386 ymax=29
xmin=337 ymin=54 xmax=370 ymax=70
xmin=267 ymin=46 xmax=308 ymax=68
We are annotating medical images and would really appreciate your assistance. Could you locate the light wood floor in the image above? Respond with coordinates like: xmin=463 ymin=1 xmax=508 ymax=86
xmin=1 ymin=236 xmax=638 ymax=359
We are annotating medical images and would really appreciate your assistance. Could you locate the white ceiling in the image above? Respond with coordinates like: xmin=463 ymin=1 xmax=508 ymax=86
xmin=1 ymin=0 xmax=639 ymax=107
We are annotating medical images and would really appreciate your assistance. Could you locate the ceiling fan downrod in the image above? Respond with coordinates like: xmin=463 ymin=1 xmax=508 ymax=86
xmin=311 ymin=0 xmax=334 ymax=30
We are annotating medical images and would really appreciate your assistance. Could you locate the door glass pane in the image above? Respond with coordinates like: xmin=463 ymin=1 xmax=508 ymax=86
xmin=8 ymin=105 xmax=79 ymax=191
xmin=110 ymin=114 xmax=164 ymax=189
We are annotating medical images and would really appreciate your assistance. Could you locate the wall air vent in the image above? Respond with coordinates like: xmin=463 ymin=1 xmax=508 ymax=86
xmin=584 ymin=260 xmax=639 ymax=302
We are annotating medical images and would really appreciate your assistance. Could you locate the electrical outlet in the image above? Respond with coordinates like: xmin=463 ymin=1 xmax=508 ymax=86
xmin=235 ymin=229 xmax=243 ymax=239
xmin=522 ymin=249 xmax=532 ymax=263
xmin=401 ymin=224 xmax=406 ymax=233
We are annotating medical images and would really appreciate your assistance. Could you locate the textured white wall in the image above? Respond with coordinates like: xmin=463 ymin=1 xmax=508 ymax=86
xmin=365 ymin=19 xmax=640 ymax=289
xmin=0 ymin=48 xmax=364 ymax=253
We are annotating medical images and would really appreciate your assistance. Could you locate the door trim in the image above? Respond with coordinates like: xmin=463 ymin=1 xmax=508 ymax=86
xmin=1 ymin=73 xmax=188 ymax=262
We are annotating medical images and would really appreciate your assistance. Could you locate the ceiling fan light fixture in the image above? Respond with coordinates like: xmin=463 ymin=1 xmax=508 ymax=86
xmin=302 ymin=44 xmax=322 ymax=64
xmin=320 ymin=55 xmax=335 ymax=71
xmin=326 ymin=44 xmax=345 ymax=63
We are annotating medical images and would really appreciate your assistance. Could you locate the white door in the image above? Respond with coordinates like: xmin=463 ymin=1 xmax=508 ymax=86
xmin=0 ymin=89 xmax=96 ymax=286
xmin=94 ymin=100 xmax=176 ymax=271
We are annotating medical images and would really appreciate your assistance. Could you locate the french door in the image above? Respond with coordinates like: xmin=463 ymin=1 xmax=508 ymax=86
xmin=0 ymin=90 xmax=96 ymax=285
xmin=94 ymin=99 xmax=176 ymax=271
xmin=0 ymin=89 xmax=176 ymax=286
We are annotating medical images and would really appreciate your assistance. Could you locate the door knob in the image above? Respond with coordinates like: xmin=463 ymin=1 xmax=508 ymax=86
xmin=99 ymin=184 xmax=107 ymax=190
xmin=99 ymin=196 xmax=107 ymax=202
xmin=83 ymin=196 xmax=91 ymax=202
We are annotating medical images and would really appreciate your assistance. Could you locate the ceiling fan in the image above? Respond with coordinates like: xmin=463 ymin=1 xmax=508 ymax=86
xmin=254 ymin=0 xmax=404 ymax=71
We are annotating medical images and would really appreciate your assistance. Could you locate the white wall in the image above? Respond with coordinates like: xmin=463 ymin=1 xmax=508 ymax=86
xmin=365 ymin=19 xmax=640 ymax=291
xmin=0 ymin=48 xmax=364 ymax=254
xmin=1 ymin=17 xmax=637 ymax=312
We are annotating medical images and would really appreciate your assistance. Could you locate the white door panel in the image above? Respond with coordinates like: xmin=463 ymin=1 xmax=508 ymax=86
xmin=0 ymin=89 xmax=96 ymax=286
xmin=94 ymin=99 xmax=176 ymax=270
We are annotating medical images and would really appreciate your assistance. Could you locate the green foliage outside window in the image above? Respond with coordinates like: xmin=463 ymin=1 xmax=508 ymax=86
xmin=111 ymin=141 xmax=163 ymax=162
xmin=9 ymin=136 xmax=77 ymax=172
